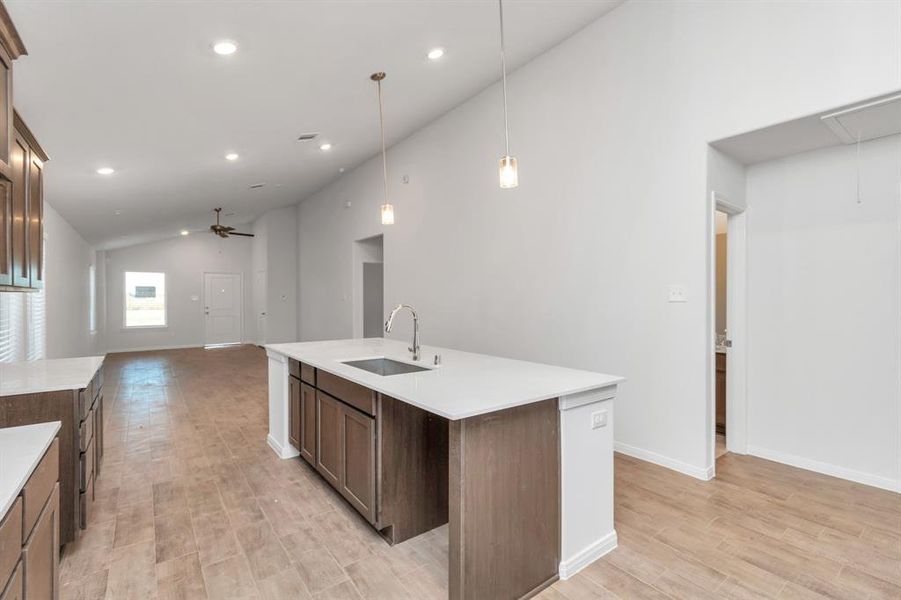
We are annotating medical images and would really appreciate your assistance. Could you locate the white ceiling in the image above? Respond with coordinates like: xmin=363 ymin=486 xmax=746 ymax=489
xmin=6 ymin=0 xmax=623 ymax=250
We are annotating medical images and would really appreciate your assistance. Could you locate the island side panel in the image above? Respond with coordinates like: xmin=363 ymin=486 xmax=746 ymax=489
xmin=377 ymin=394 xmax=449 ymax=544
xmin=558 ymin=385 xmax=617 ymax=578
xmin=266 ymin=349 xmax=298 ymax=459
xmin=448 ymin=398 xmax=560 ymax=600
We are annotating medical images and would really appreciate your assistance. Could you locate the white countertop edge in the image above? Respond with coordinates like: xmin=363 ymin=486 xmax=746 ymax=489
xmin=267 ymin=340 xmax=625 ymax=420
xmin=0 ymin=421 xmax=61 ymax=517
xmin=0 ymin=355 xmax=106 ymax=397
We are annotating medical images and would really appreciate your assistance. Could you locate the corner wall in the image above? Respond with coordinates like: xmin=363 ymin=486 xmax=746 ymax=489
xmin=297 ymin=0 xmax=901 ymax=477
xmin=745 ymin=135 xmax=901 ymax=492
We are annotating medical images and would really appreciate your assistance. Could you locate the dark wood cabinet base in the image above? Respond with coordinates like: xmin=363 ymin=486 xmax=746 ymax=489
xmin=449 ymin=398 xmax=560 ymax=600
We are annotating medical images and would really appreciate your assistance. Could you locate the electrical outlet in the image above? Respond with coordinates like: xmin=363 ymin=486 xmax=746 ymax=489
xmin=668 ymin=284 xmax=687 ymax=303
xmin=591 ymin=410 xmax=607 ymax=430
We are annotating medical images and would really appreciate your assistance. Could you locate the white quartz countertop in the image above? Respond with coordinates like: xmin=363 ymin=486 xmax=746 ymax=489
xmin=266 ymin=339 xmax=623 ymax=420
xmin=0 ymin=356 xmax=105 ymax=397
xmin=0 ymin=422 xmax=60 ymax=517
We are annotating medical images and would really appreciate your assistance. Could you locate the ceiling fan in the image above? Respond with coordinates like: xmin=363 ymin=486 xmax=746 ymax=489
xmin=209 ymin=207 xmax=254 ymax=238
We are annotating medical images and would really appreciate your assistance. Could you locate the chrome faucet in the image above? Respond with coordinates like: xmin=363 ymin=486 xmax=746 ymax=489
xmin=385 ymin=304 xmax=420 ymax=361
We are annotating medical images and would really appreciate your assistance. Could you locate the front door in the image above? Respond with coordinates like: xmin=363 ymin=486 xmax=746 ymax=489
xmin=203 ymin=272 xmax=242 ymax=347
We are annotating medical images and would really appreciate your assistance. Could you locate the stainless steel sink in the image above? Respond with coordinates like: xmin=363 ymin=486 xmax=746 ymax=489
xmin=342 ymin=357 xmax=431 ymax=376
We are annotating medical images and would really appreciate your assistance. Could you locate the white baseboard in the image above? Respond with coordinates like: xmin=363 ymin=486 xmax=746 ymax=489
xmin=559 ymin=530 xmax=617 ymax=580
xmin=614 ymin=442 xmax=713 ymax=481
xmin=267 ymin=434 xmax=299 ymax=460
xmin=106 ymin=343 xmax=202 ymax=354
xmin=747 ymin=445 xmax=900 ymax=494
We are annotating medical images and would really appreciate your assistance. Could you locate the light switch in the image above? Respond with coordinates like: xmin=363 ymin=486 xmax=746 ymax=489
xmin=668 ymin=285 xmax=687 ymax=302
xmin=591 ymin=410 xmax=607 ymax=430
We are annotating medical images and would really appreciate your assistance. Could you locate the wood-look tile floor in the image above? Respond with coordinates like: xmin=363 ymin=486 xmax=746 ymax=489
xmin=60 ymin=346 xmax=900 ymax=600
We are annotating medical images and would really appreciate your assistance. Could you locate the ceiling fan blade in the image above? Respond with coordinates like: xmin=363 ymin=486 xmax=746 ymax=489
xmin=229 ymin=232 xmax=255 ymax=237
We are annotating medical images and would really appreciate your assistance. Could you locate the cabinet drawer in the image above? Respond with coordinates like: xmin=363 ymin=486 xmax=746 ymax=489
xmin=21 ymin=438 xmax=57 ymax=543
xmin=79 ymin=407 xmax=94 ymax=452
xmin=0 ymin=560 xmax=21 ymax=600
xmin=93 ymin=369 xmax=103 ymax=401
xmin=0 ymin=499 xmax=21 ymax=594
xmin=79 ymin=439 xmax=94 ymax=493
xmin=288 ymin=359 xmax=300 ymax=379
xmin=78 ymin=475 xmax=93 ymax=529
xmin=300 ymin=363 xmax=315 ymax=386
xmin=317 ymin=371 xmax=376 ymax=417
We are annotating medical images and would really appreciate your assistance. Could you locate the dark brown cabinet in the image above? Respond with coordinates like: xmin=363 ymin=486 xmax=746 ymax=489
xmin=0 ymin=6 xmax=47 ymax=293
xmin=315 ymin=391 xmax=342 ymax=488
xmin=286 ymin=359 xmax=446 ymax=538
xmin=339 ymin=406 xmax=376 ymax=523
xmin=0 ymin=365 xmax=103 ymax=546
xmin=299 ymin=382 xmax=316 ymax=464
xmin=0 ymin=437 xmax=60 ymax=600
xmin=288 ymin=377 xmax=300 ymax=449
xmin=21 ymin=485 xmax=58 ymax=600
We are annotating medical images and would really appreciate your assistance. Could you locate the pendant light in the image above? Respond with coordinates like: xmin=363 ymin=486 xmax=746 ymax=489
xmin=371 ymin=72 xmax=394 ymax=225
xmin=497 ymin=0 xmax=518 ymax=189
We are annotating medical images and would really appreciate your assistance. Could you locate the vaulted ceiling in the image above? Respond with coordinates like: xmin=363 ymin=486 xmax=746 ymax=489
xmin=6 ymin=0 xmax=622 ymax=249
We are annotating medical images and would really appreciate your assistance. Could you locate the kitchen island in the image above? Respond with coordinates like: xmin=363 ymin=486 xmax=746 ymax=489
xmin=266 ymin=338 xmax=623 ymax=599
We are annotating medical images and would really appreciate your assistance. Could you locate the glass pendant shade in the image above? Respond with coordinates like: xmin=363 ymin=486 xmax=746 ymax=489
xmin=499 ymin=155 xmax=518 ymax=189
xmin=381 ymin=203 xmax=395 ymax=225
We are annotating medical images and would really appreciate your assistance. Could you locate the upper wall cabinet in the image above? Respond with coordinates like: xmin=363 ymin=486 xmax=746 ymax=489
xmin=0 ymin=3 xmax=49 ymax=293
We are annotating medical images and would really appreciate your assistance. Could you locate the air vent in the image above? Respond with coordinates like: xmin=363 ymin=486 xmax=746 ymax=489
xmin=249 ymin=183 xmax=266 ymax=190
xmin=821 ymin=93 xmax=901 ymax=144
xmin=297 ymin=132 xmax=319 ymax=142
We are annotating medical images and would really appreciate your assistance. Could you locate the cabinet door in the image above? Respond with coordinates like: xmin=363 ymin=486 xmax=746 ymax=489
xmin=288 ymin=377 xmax=300 ymax=449
xmin=0 ymin=178 xmax=11 ymax=287
xmin=22 ymin=483 xmax=58 ymax=600
xmin=26 ymin=153 xmax=41 ymax=289
xmin=0 ymin=45 xmax=11 ymax=171
xmin=9 ymin=135 xmax=27 ymax=288
xmin=315 ymin=392 xmax=341 ymax=488
xmin=299 ymin=383 xmax=316 ymax=464
xmin=0 ymin=561 xmax=22 ymax=600
xmin=339 ymin=406 xmax=376 ymax=524
xmin=94 ymin=395 xmax=103 ymax=476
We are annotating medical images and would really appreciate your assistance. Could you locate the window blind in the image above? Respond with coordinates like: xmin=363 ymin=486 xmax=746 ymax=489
xmin=0 ymin=237 xmax=46 ymax=363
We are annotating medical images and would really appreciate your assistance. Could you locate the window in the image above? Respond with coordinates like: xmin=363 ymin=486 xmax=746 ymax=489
xmin=88 ymin=264 xmax=96 ymax=334
xmin=124 ymin=271 xmax=166 ymax=328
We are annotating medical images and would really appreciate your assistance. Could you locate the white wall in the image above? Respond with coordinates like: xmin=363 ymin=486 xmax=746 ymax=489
xmin=251 ymin=207 xmax=298 ymax=345
xmin=104 ymin=231 xmax=255 ymax=352
xmin=44 ymin=202 xmax=103 ymax=358
xmin=297 ymin=0 xmax=901 ymax=478
xmin=746 ymin=134 xmax=901 ymax=491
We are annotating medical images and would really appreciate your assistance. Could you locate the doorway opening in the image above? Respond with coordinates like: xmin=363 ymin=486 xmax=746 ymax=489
xmin=714 ymin=210 xmax=729 ymax=459
xmin=353 ymin=235 xmax=384 ymax=339
xmin=708 ymin=191 xmax=748 ymax=475
xmin=203 ymin=272 xmax=244 ymax=348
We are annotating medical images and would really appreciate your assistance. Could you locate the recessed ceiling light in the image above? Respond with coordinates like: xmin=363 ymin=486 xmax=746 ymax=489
xmin=114 ymin=209 xmax=122 ymax=215
xmin=225 ymin=153 xmax=239 ymax=161
xmin=180 ymin=230 xmax=190 ymax=236
xmin=427 ymin=48 xmax=445 ymax=61
xmin=319 ymin=143 xmax=332 ymax=151
xmin=213 ymin=40 xmax=238 ymax=55
xmin=96 ymin=167 xmax=115 ymax=175
xmin=338 ymin=167 xmax=346 ymax=173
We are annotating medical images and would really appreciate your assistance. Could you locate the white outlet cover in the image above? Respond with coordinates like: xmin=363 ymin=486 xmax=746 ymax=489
xmin=591 ymin=410 xmax=608 ymax=430
xmin=668 ymin=285 xmax=687 ymax=303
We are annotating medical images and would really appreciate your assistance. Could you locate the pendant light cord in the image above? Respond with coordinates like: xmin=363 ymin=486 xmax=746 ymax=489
xmin=377 ymin=77 xmax=389 ymax=206
xmin=499 ymin=0 xmax=510 ymax=156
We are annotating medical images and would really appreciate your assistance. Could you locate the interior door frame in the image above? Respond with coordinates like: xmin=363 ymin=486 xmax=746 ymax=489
xmin=202 ymin=271 xmax=244 ymax=348
xmin=708 ymin=191 xmax=749 ymax=475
